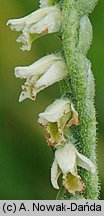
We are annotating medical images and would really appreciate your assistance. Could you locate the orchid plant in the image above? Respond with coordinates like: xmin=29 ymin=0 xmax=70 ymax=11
xmin=7 ymin=0 xmax=99 ymax=199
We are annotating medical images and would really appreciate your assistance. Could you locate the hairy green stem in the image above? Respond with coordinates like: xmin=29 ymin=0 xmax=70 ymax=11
xmin=57 ymin=0 xmax=99 ymax=199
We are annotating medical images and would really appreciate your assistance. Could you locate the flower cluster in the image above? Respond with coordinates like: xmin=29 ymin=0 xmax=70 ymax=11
xmin=7 ymin=1 xmax=96 ymax=195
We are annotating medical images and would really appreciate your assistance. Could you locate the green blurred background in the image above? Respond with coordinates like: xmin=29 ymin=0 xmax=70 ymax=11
xmin=0 ymin=0 xmax=104 ymax=199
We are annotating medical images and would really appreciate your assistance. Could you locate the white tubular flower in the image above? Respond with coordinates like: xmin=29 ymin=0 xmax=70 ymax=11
xmin=51 ymin=142 xmax=96 ymax=194
xmin=7 ymin=6 xmax=61 ymax=51
xmin=38 ymin=99 xmax=78 ymax=146
xmin=14 ymin=54 xmax=68 ymax=102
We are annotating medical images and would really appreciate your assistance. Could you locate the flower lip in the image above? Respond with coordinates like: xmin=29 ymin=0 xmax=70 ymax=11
xmin=18 ymin=85 xmax=35 ymax=102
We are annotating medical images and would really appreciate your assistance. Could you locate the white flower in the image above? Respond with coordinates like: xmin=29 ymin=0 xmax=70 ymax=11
xmin=14 ymin=54 xmax=68 ymax=102
xmin=38 ymin=99 xmax=78 ymax=146
xmin=51 ymin=142 xmax=96 ymax=194
xmin=7 ymin=6 xmax=61 ymax=51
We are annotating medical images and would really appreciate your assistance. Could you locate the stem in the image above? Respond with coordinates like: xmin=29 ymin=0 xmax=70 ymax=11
xmin=57 ymin=0 xmax=99 ymax=199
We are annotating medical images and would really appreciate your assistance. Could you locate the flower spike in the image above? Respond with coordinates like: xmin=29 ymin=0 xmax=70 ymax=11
xmin=7 ymin=6 xmax=61 ymax=51
xmin=51 ymin=142 xmax=96 ymax=194
xmin=15 ymin=54 xmax=68 ymax=102
xmin=38 ymin=99 xmax=78 ymax=146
